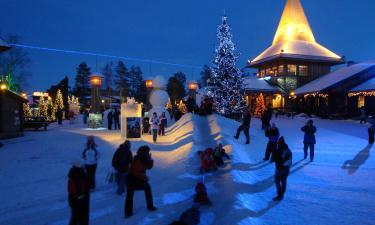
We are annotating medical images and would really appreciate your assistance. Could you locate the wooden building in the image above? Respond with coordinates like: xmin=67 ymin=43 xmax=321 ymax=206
xmin=247 ymin=0 xmax=344 ymax=97
xmin=294 ymin=61 xmax=375 ymax=117
xmin=348 ymin=76 xmax=375 ymax=116
xmin=0 ymin=89 xmax=28 ymax=139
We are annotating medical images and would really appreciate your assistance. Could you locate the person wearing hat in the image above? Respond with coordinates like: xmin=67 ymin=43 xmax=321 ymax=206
xmin=273 ymin=136 xmax=292 ymax=201
xmin=301 ymin=119 xmax=317 ymax=162
xmin=67 ymin=160 xmax=90 ymax=225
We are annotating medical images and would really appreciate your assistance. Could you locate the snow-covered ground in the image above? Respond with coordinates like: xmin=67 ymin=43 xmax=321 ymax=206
xmin=0 ymin=113 xmax=374 ymax=225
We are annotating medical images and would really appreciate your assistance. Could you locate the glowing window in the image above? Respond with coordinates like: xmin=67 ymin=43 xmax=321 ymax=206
xmin=358 ymin=96 xmax=365 ymax=108
xmin=288 ymin=65 xmax=297 ymax=76
xmin=299 ymin=65 xmax=309 ymax=76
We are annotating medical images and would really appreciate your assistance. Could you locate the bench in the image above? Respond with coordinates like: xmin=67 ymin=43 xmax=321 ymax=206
xmin=24 ymin=117 xmax=49 ymax=131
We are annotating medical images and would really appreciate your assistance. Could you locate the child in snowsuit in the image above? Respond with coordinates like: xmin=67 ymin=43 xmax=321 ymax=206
xmin=199 ymin=148 xmax=216 ymax=173
xmin=213 ymin=143 xmax=230 ymax=166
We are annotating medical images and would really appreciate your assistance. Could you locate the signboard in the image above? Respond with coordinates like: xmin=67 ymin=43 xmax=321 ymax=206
xmin=126 ymin=117 xmax=141 ymax=138
xmin=121 ymin=101 xmax=142 ymax=139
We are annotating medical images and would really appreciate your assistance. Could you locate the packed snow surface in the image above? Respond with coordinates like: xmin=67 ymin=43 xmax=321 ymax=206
xmin=0 ymin=113 xmax=374 ymax=225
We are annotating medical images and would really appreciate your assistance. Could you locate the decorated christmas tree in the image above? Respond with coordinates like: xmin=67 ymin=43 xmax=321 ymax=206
xmin=166 ymin=99 xmax=172 ymax=110
xmin=55 ymin=89 xmax=65 ymax=119
xmin=178 ymin=100 xmax=188 ymax=114
xmin=207 ymin=16 xmax=246 ymax=115
xmin=255 ymin=93 xmax=266 ymax=117
xmin=22 ymin=103 xmax=32 ymax=117
xmin=39 ymin=97 xmax=48 ymax=118
xmin=47 ymin=97 xmax=56 ymax=121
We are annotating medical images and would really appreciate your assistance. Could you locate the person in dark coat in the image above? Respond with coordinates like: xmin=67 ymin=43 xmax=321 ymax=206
xmin=83 ymin=110 xmax=89 ymax=124
xmin=360 ymin=107 xmax=367 ymax=124
xmin=68 ymin=161 xmax=90 ymax=225
xmin=158 ymin=112 xmax=167 ymax=136
xmin=112 ymin=140 xmax=133 ymax=195
xmin=125 ymin=145 xmax=156 ymax=218
xmin=301 ymin=120 xmax=317 ymax=162
xmin=107 ymin=110 xmax=113 ymax=130
xmin=187 ymin=96 xmax=196 ymax=113
xmin=264 ymin=123 xmax=280 ymax=161
xmin=213 ymin=142 xmax=230 ymax=166
xmin=234 ymin=110 xmax=251 ymax=144
xmin=56 ymin=109 xmax=63 ymax=125
xmin=273 ymin=136 xmax=292 ymax=201
xmin=368 ymin=124 xmax=375 ymax=145
xmin=113 ymin=108 xmax=121 ymax=130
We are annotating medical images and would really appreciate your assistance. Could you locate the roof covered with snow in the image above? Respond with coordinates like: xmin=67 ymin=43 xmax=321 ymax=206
xmin=249 ymin=0 xmax=343 ymax=66
xmin=350 ymin=77 xmax=375 ymax=92
xmin=243 ymin=77 xmax=281 ymax=93
xmin=295 ymin=60 xmax=375 ymax=94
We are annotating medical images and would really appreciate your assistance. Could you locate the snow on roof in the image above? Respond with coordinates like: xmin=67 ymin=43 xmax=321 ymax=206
xmin=243 ymin=77 xmax=281 ymax=93
xmin=295 ymin=60 xmax=375 ymax=94
xmin=249 ymin=0 xmax=342 ymax=66
xmin=350 ymin=77 xmax=375 ymax=92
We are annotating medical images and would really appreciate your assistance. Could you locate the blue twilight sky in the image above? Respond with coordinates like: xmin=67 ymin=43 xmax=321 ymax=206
xmin=1 ymin=0 xmax=375 ymax=92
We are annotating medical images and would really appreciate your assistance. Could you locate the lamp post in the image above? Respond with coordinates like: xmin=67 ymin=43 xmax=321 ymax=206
xmin=88 ymin=73 xmax=103 ymax=128
xmin=145 ymin=79 xmax=153 ymax=111
xmin=188 ymin=80 xmax=198 ymax=100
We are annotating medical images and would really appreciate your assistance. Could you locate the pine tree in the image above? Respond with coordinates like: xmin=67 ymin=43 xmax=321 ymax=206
xmin=174 ymin=72 xmax=187 ymax=86
xmin=200 ymin=65 xmax=213 ymax=87
xmin=208 ymin=16 xmax=246 ymax=115
xmin=115 ymin=61 xmax=129 ymax=98
xmin=39 ymin=96 xmax=48 ymax=118
xmin=102 ymin=62 xmax=113 ymax=94
xmin=128 ymin=66 xmax=144 ymax=97
xmin=255 ymin=93 xmax=266 ymax=116
xmin=23 ymin=103 xmax=32 ymax=117
xmin=74 ymin=62 xmax=91 ymax=98
xmin=167 ymin=76 xmax=186 ymax=105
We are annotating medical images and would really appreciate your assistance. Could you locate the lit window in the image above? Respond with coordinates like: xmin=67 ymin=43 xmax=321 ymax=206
xmin=299 ymin=65 xmax=309 ymax=76
xmin=288 ymin=65 xmax=297 ymax=76
xmin=358 ymin=96 xmax=365 ymax=108
xmin=278 ymin=65 xmax=284 ymax=75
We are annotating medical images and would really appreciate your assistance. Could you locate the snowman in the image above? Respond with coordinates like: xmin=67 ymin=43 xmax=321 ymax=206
xmin=148 ymin=75 xmax=171 ymax=120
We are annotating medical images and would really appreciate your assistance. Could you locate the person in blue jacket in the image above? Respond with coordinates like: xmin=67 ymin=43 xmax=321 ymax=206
xmin=301 ymin=119 xmax=317 ymax=162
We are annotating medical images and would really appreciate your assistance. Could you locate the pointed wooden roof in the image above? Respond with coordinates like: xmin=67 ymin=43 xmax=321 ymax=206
xmin=249 ymin=0 xmax=344 ymax=67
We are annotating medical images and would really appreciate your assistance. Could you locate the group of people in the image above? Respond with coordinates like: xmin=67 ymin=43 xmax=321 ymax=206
xmin=198 ymin=142 xmax=230 ymax=174
xmin=107 ymin=108 xmax=121 ymax=130
xmin=68 ymin=137 xmax=157 ymax=224
xmin=149 ymin=112 xmax=167 ymax=143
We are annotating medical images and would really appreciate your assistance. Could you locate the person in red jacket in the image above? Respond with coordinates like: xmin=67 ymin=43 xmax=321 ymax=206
xmin=125 ymin=145 xmax=156 ymax=218
xmin=67 ymin=161 xmax=90 ymax=225
xmin=199 ymin=148 xmax=217 ymax=173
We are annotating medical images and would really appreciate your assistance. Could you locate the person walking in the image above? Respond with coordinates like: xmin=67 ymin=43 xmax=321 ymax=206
xmin=159 ymin=112 xmax=167 ymax=136
xmin=368 ymin=123 xmax=375 ymax=144
xmin=263 ymin=123 xmax=280 ymax=161
xmin=113 ymin=108 xmax=121 ymax=130
xmin=107 ymin=110 xmax=113 ymax=130
xmin=360 ymin=107 xmax=367 ymax=124
xmin=150 ymin=112 xmax=160 ymax=143
xmin=112 ymin=140 xmax=133 ymax=195
xmin=273 ymin=136 xmax=292 ymax=201
xmin=68 ymin=160 xmax=90 ymax=225
xmin=82 ymin=136 xmax=99 ymax=190
xmin=125 ymin=145 xmax=156 ymax=218
xmin=234 ymin=110 xmax=251 ymax=144
xmin=301 ymin=120 xmax=317 ymax=162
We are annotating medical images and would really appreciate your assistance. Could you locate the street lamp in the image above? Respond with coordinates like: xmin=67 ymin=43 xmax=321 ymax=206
xmin=145 ymin=79 xmax=153 ymax=88
xmin=0 ymin=83 xmax=7 ymax=91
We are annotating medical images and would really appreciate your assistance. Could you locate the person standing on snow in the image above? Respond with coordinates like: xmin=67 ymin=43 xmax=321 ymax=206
xmin=360 ymin=107 xmax=367 ymax=124
xmin=113 ymin=108 xmax=121 ymax=130
xmin=107 ymin=110 xmax=113 ymax=130
xmin=82 ymin=136 xmax=99 ymax=190
xmin=263 ymin=123 xmax=280 ymax=162
xmin=301 ymin=119 xmax=317 ymax=162
xmin=273 ymin=136 xmax=292 ymax=201
xmin=368 ymin=117 xmax=375 ymax=144
xmin=150 ymin=112 xmax=160 ymax=143
xmin=112 ymin=140 xmax=133 ymax=195
xmin=158 ymin=112 xmax=167 ymax=136
xmin=68 ymin=160 xmax=90 ymax=225
xmin=234 ymin=110 xmax=251 ymax=144
xmin=125 ymin=145 xmax=156 ymax=218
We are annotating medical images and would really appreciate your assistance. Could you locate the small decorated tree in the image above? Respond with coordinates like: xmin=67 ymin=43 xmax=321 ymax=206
xmin=178 ymin=100 xmax=188 ymax=114
xmin=255 ymin=93 xmax=266 ymax=116
xmin=55 ymin=89 xmax=65 ymax=119
xmin=166 ymin=99 xmax=172 ymax=110
xmin=39 ymin=97 xmax=48 ymax=118
xmin=22 ymin=103 xmax=32 ymax=117
xmin=47 ymin=97 xmax=56 ymax=121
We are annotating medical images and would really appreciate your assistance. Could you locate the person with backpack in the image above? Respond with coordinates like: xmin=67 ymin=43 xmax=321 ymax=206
xmin=263 ymin=123 xmax=280 ymax=162
xmin=273 ymin=136 xmax=292 ymax=201
xmin=125 ymin=145 xmax=156 ymax=218
xmin=82 ymin=136 xmax=99 ymax=190
xmin=112 ymin=141 xmax=133 ymax=195
xmin=301 ymin=119 xmax=317 ymax=162
xmin=68 ymin=160 xmax=90 ymax=225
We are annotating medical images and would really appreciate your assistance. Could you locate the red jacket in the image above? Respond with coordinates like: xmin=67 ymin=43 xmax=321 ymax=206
xmin=129 ymin=158 xmax=153 ymax=181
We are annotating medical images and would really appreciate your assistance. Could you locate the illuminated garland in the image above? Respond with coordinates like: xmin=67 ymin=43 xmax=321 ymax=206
xmin=348 ymin=91 xmax=375 ymax=97
xmin=303 ymin=92 xmax=328 ymax=99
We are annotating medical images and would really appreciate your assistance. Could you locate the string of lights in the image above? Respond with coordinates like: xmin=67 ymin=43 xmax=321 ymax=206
xmin=10 ymin=43 xmax=202 ymax=70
